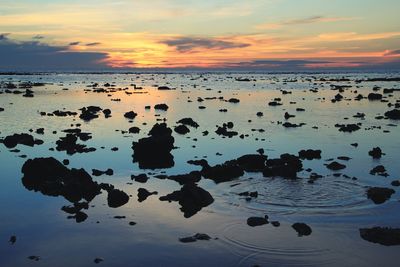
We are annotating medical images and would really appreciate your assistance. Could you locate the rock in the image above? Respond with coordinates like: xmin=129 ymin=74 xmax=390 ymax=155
xmin=0 ymin=107 xmax=4 ymax=112
xmin=292 ymin=223 xmax=312 ymax=236
xmin=124 ymin=111 xmax=137 ymax=120
xmin=367 ymin=187 xmax=395 ymax=204
xmin=131 ymin=174 xmax=149 ymax=183
xmin=369 ymin=147 xmax=384 ymax=159
xmin=165 ymin=171 xmax=201 ymax=185
xmin=132 ymin=123 xmax=175 ymax=169
xmin=236 ymin=154 xmax=267 ymax=172
xmin=128 ymin=127 xmax=140 ymax=134
xmin=102 ymin=109 xmax=111 ymax=118
xmin=92 ymin=168 xmax=113 ymax=176
xmin=284 ymin=112 xmax=295 ymax=119
xmin=201 ymin=160 xmax=244 ymax=183
xmin=1 ymin=133 xmax=43 ymax=148
xmin=158 ymin=86 xmax=171 ymax=90
xmin=247 ymin=216 xmax=268 ymax=227
xmin=368 ymin=93 xmax=383 ymax=100
xmin=228 ymin=98 xmax=240 ymax=103
xmin=391 ymin=180 xmax=400 ymax=187
xmin=326 ymin=161 xmax=346 ymax=171
xmin=154 ymin=103 xmax=169 ymax=111
xmin=28 ymin=256 xmax=40 ymax=261
xmin=298 ymin=149 xmax=321 ymax=160
xmin=263 ymin=154 xmax=303 ymax=178
xmin=21 ymin=157 xmax=101 ymax=203
xmin=107 ymin=189 xmax=129 ymax=208
xmin=384 ymin=109 xmax=400 ymax=120
xmin=369 ymin=165 xmax=387 ymax=176
xmin=174 ymin=124 xmax=190 ymax=135
xmin=79 ymin=106 xmax=102 ymax=121
xmin=177 ymin=118 xmax=199 ymax=128
xmin=159 ymin=183 xmax=214 ymax=218
xmin=137 ymin=188 xmax=158 ymax=202
xmin=56 ymin=133 xmax=96 ymax=155
xmin=360 ymin=227 xmax=400 ymax=246
xmin=179 ymin=233 xmax=212 ymax=243
xmin=335 ymin=123 xmax=361 ymax=133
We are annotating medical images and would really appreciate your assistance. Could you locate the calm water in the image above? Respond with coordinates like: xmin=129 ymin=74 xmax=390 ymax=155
xmin=0 ymin=72 xmax=399 ymax=266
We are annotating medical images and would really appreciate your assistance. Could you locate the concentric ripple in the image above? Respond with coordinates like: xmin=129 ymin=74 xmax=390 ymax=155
xmin=216 ymin=175 xmax=371 ymax=216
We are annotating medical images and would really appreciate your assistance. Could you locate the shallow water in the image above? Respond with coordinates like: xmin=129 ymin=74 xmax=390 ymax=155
xmin=0 ymin=72 xmax=399 ymax=266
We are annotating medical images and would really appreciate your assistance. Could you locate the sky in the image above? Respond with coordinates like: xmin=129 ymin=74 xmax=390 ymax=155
xmin=0 ymin=0 xmax=399 ymax=70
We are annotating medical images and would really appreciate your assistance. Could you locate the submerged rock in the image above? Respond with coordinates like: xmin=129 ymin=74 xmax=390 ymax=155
xmin=137 ymin=188 xmax=158 ymax=202
xmin=298 ymin=149 xmax=321 ymax=160
xmin=326 ymin=161 xmax=346 ymax=171
xmin=177 ymin=118 xmax=199 ymax=128
xmin=360 ymin=227 xmax=400 ymax=246
xmin=179 ymin=233 xmax=212 ymax=243
xmin=369 ymin=147 xmax=384 ymax=159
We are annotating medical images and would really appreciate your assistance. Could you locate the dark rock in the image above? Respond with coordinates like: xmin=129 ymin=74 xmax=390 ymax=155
xmin=137 ymin=188 xmax=157 ymax=202
xmin=129 ymin=127 xmax=140 ymax=134
xmin=326 ymin=161 xmax=346 ymax=171
xmin=179 ymin=233 xmax=211 ymax=243
xmin=384 ymin=109 xmax=400 ymax=120
xmin=124 ymin=111 xmax=137 ymax=120
xmin=131 ymin=174 xmax=149 ymax=183
xmin=154 ymin=103 xmax=169 ymax=111
xmin=247 ymin=216 xmax=268 ymax=227
xmin=335 ymin=123 xmax=361 ymax=133
xmin=368 ymin=93 xmax=383 ymax=100
xmin=263 ymin=154 xmax=303 ymax=178
xmin=174 ymin=124 xmax=190 ymax=135
xmin=369 ymin=165 xmax=387 ymax=176
xmin=177 ymin=118 xmax=199 ymax=128
xmin=201 ymin=160 xmax=244 ymax=183
xmin=236 ymin=154 xmax=267 ymax=172
xmin=228 ymin=98 xmax=240 ymax=103
xmin=360 ymin=227 xmax=400 ymax=246
xmin=367 ymin=187 xmax=395 ymax=204
xmin=369 ymin=147 xmax=384 ymax=159
xmin=298 ymin=149 xmax=321 ymax=160
xmin=159 ymin=183 xmax=214 ymax=218
xmin=79 ymin=106 xmax=102 ymax=121
xmin=132 ymin=123 xmax=175 ymax=169
xmin=1 ymin=133 xmax=43 ymax=148
xmin=292 ymin=223 xmax=312 ymax=236
xmin=21 ymin=157 xmax=101 ymax=203
xmin=107 ymin=189 xmax=129 ymax=208
xmin=92 ymin=169 xmax=113 ymax=176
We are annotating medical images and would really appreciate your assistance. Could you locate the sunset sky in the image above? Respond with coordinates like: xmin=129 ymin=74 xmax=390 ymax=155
xmin=0 ymin=0 xmax=399 ymax=70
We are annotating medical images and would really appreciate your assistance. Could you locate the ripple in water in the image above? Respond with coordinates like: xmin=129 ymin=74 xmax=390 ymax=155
xmin=216 ymin=175 xmax=370 ymax=216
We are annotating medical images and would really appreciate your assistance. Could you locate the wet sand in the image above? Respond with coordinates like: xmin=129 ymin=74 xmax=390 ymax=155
xmin=0 ymin=72 xmax=399 ymax=266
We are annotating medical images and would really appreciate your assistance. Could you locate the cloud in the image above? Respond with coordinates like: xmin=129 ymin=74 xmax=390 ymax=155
xmin=32 ymin=35 xmax=44 ymax=39
xmin=161 ymin=37 xmax=250 ymax=52
xmin=0 ymin=35 xmax=109 ymax=70
xmin=384 ymin=49 xmax=400 ymax=56
xmin=256 ymin=16 xmax=356 ymax=30
xmin=86 ymin=42 xmax=101 ymax=46
xmin=69 ymin=41 xmax=80 ymax=46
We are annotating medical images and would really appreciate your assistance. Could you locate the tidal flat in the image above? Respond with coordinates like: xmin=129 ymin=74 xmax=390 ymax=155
xmin=0 ymin=72 xmax=399 ymax=267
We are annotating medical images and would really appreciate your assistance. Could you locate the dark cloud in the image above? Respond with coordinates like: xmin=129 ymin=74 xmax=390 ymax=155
xmin=161 ymin=37 xmax=250 ymax=52
xmin=86 ymin=42 xmax=101 ymax=46
xmin=0 ymin=33 xmax=11 ymax=40
xmin=69 ymin=41 xmax=81 ymax=46
xmin=0 ymin=35 xmax=109 ymax=70
xmin=33 ymin=35 xmax=45 ymax=40
xmin=385 ymin=49 xmax=400 ymax=56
